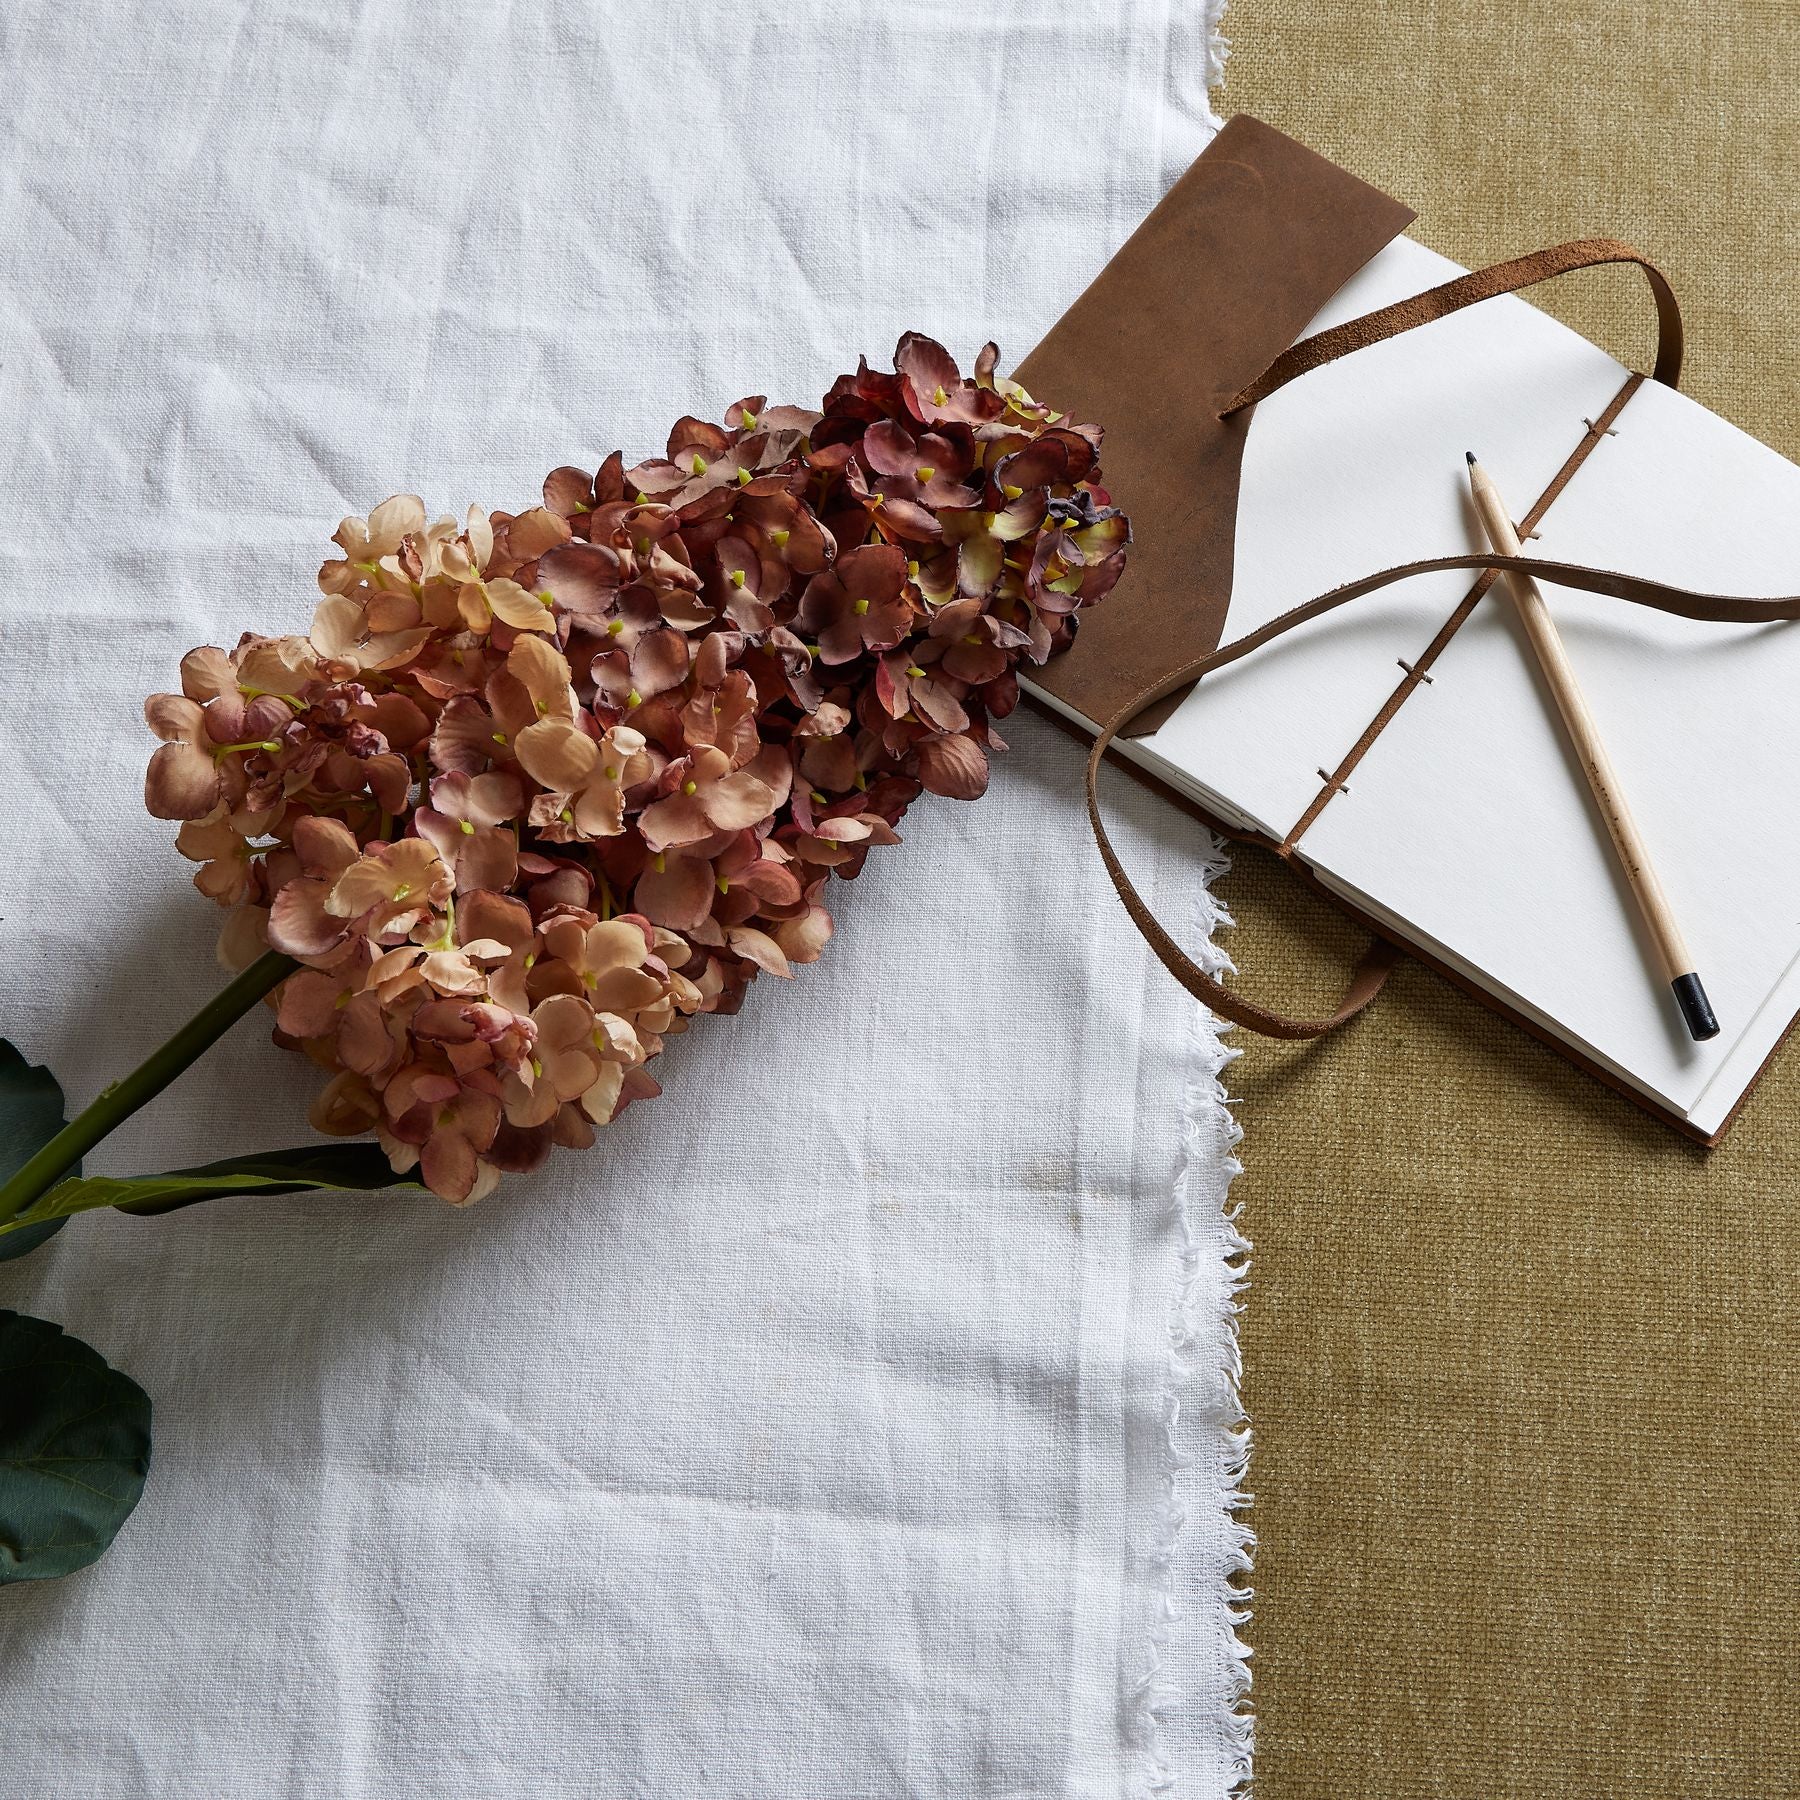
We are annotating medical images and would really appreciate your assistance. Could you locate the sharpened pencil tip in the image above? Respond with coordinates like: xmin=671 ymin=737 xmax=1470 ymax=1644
xmin=1466 ymin=450 xmax=1477 ymax=466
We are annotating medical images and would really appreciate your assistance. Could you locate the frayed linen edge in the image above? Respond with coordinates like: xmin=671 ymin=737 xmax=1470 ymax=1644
xmin=1122 ymin=823 xmax=1253 ymax=1799
xmin=1128 ymin=6 xmax=1247 ymax=1789
xmin=1190 ymin=0 xmax=1230 ymax=128
xmin=1159 ymin=0 xmax=1230 ymax=129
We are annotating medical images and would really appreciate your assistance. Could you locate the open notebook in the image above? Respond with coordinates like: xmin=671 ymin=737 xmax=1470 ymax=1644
xmin=1025 ymin=226 xmax=1800 ymax=1141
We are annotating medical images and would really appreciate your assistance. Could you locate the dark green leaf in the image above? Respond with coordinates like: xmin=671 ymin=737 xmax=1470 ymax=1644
xmin=110 ymin=1142 xmax=421 ymax=1215
xmin=0 ymin=1310 xmax=151 ymax=1583
xmin=0 ymin=1040 xmax=74 ymax=1261
xmin=0 ymin=1142 xmax=421 ymax=1242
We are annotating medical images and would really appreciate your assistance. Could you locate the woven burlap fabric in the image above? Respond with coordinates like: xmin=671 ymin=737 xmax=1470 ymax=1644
xmin=1216 ymin=7 xmax=1800 ymax=1796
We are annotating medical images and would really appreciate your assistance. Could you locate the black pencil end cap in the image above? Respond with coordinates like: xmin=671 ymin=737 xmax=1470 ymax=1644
xmin=1671 ymin=973 xmax=1721 ymax=1041
xmin=1466 ymin=450 xmax=1477 ymax=466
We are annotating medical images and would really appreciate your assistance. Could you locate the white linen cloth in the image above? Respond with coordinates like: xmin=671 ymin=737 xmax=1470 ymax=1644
xmin=0 ymin=2 xmax=1246 ymax=1794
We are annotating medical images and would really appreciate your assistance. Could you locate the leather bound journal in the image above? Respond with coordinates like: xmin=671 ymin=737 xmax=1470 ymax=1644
xmin=1020 ymin=114 xmax=1800 ymax=1145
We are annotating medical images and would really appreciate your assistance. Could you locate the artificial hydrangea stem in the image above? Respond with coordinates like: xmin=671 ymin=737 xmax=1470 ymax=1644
xmin=0 ymin=950 xmax=297 ymax=1225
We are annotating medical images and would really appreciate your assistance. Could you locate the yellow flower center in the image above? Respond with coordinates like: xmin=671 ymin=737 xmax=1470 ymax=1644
xmin=932 ymin=385 xmax=948 ymax=405
xmin=853 ymin=598 xmax=869 ymax=616
xmin=771 ymin=529 xmax=790 ymax=548
xmin=393 ymin=882 xmax=412 ymax=900
xmin=459 ymin=819 xmax=475 ymax=835
xmin=607 ymin=619 xmax=625 ymax=636
xmin=626 ymin=689 xmax=642 ymax=707
xmin=730 ymin=570 xmax=746 ymax=588
xmin=682 ymin=780 xmax=698 ymax=796
xmin=690 ymin=453 xmax=708 ymax=475
xmin=906 ymin=666 xmax=926 ymax=679
xmin=915 ymin=465 xmax=936 ymax=482
xmin=492 ymin=731 xmax=507 ymax=745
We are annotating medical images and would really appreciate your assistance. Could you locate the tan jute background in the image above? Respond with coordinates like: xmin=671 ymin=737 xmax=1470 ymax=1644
xmin=1209 ymin=6 xmax=1800 ymax=1796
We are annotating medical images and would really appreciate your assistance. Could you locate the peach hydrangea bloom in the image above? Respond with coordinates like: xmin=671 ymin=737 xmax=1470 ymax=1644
xmin=145 ymin=336 xmax=1127 ymax=1202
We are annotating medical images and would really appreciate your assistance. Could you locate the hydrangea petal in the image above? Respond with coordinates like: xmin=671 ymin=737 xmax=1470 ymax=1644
xmin=516 ymin=718 xmax=599 ymax=790
xmin=145 ymin=739 xmax=221 ymax=820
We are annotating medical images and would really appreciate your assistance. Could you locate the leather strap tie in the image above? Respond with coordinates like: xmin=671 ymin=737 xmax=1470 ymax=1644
xmin=1088 ymin=552 xmax=1800 ymax=1035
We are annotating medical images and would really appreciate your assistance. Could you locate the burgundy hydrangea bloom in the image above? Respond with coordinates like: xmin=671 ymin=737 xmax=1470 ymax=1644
xmin=144 ymin=336 xmax=1128 ymax=1202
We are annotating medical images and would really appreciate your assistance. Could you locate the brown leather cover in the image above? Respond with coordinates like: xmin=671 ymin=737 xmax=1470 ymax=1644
xmin=1013 ymin=114 xmax=1415 ymax=731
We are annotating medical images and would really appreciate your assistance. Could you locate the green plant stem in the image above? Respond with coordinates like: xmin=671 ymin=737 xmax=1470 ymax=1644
xmin=0 ymin=950 xmax=297 ymax=1226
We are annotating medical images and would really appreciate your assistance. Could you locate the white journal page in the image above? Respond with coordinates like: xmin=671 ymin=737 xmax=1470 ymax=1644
xmin=1141 ymin=236 xmax=1633 ymax=837
xmin=1300 ymin=377 xmax=1800 ymax=1130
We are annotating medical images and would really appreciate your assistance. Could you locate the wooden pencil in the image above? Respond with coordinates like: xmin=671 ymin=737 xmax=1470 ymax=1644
xmin=1466 ymin=451 xmax=1719 ymax=1042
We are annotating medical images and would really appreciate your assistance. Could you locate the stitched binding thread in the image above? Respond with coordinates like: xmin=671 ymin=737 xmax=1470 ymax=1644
xmin=1280 ymin=371 xmax=1643 ymax=850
